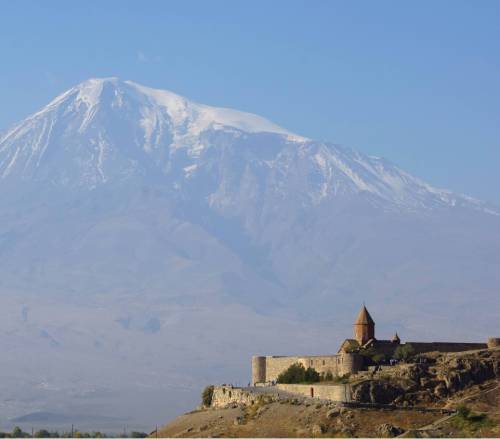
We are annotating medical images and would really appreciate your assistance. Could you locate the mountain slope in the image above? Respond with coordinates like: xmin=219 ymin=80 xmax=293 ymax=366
xmin=0 ymin=78 xmax=498 ymax=431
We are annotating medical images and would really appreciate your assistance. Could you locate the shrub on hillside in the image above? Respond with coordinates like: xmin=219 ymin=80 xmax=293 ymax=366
xmin=332 ymin=373 xmax=351 ymax=384
xmin=456 ymin=404 xmax=471 ymax=419
xmin=304 ymin=367 xmax=320 ymax=383
xmin=202 ymin=385 xmax=214 ymax=407
xmin=451 ymin=404 xmax=494 ymax=433
xmin=277 ymin=363 xmax=320 ymax=384
xmin=394 ymin=344 xmax=416 ymax=362
xmin=323 ymin=371 xmax=334 ymax=381
xmin=277 ymin=363 xmax=306 ymax=383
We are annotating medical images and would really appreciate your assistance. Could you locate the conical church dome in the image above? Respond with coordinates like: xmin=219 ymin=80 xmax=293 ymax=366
xmin=355 ymin=305 xmax=375 ymax=325
xmin=353 ymin=305 xmax=375 ymax=345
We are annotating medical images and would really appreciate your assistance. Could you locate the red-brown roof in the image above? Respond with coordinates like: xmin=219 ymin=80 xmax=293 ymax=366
xmin=354 ymin=305 xmax=375 ymax=325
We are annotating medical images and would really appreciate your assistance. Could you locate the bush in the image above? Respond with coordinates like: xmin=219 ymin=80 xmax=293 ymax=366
xmin=277 ymin=363 xmax=306 ymax=383
xmin=304 ymin=367 xmax=320 ymax=383
xmin=332 ymin=373 xmax=351 ymax=384
xmin=277 ymin=363 xmax=320 ymax=384
xmin=394 ymin=344 xmax=416 ymax=362
xmin=35 ymin=430 xmax=51 ymax=438
xmin=202 ymin=385 xmax=214 ymax=407
xmin=451 ymin=404 xmax=493 ymax=433
xmin=323 ymin=371 xmax=334 ymax=381
xmin=12 ymin=427 xmax=24 ymax=438
xmin=456 ymin=404 xmax=471 ymax=419
xmin=372 ymin=353 xmax=388 ymax=364
xmin=359 ymin=347 xmax=380 ymax=365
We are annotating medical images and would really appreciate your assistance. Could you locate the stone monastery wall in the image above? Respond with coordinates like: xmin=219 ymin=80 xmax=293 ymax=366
xmin=408 ymin=342 xmax=487 ymax=354
xmin=250 ymin=305 xmax=498 ymax=386
xmin=488 ymin=338 xmax=500 ymax=348
xmin=276 ymin=383 xmax=352 ymax=402
xmin=252 ymin=353 xmax=363 ymax=384
xmin=211 ymin=384 xmax=352 ymax=408
xmin=211 ymin=385 xmax=281 ymax=408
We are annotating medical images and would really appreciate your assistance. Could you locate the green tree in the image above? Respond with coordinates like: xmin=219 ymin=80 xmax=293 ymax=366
xmin=304 ymin=367 xmax=320 ymax=383
xmin=372 ymin=353 xmax=387 ymax=364
xmin=277 ymin=363 xmax=306 ymax=383
xmin=129 ymin=432 xmax=147 ymax=438
xmin=324 ymin=371 xmax=334 ymax=381
xmin=12 ymin=426 xmax=23 ymax=438
xmin=394 ymin=344 xmax=416 ymax=362
xmin=277 ymin=363 xmax=321 ymax=384
xmin=35 ymin=430 xmax=51 ymax=438
xmin=202 ymin=385 xmax=214 ymax=407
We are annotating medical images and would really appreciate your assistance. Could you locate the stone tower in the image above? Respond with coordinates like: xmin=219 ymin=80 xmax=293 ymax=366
xmin=353 ymin=305 xmax=375 ymax=345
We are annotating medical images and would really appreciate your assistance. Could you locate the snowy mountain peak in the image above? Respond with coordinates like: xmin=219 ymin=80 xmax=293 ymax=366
xmin=42 ymin=77 xmax=306 ymax=140
xmin=0 ymin=78 xmax=497 ymax=216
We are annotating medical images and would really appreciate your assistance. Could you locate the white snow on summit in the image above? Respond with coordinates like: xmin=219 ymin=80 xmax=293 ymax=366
xmin=127 ymin=80 xmax=306 ymax=141
xmin=0 ymin=77 xmax=497 ymax=216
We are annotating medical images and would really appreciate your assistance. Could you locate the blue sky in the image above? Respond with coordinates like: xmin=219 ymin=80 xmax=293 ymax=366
xmin=1 ymin=1 xmax=499 ymax=203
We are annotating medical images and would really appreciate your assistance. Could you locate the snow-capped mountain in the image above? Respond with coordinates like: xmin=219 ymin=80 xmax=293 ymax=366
xmin=0 ymin=78 xmax=494 ymax=214
xmin=0 ymin=78 xmax=302 ymax=187
xmin=0 ymin=78 xmax=499 ymax=431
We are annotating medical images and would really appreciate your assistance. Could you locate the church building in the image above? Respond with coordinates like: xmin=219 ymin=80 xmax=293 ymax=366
xmin=252 ymin=304 xmax=489 ymax=385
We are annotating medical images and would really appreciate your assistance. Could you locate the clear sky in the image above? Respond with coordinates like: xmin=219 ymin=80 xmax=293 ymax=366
xmin=1 ymin=1 xmax=499 ymax=203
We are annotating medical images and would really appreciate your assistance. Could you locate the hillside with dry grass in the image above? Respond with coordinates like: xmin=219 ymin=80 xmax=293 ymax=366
xmin=155 ymin=348 xmax=499 ymax=438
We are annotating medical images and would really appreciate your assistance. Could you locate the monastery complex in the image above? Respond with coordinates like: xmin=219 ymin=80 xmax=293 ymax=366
xmin=252 ymin=305 xmax=498 ymax=385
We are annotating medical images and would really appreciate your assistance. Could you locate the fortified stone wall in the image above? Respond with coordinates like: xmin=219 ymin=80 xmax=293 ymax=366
xmin=338 ymin=353 xmax=364 ymax=376
xmin=252 ymin=356 xmax=266 ymax=385
xmin=211 ymin=384 xmax=352 ymax=408
xmin=487 ymin=338 xmax=500 ymax=348
xmin=254 ymin=353 xmax=363 ymax=384
xmin=298 ymin=355 xmax=342 ymax=377
xmin=211 ymin=385 xmax=277 ymax=408
xmin=407 ymin=342 xmax=487 ymax=354
xmin=263 ymin=356 xmax=301 ymax=383
xmin=299 ymin=353 xmax=363 ymax=376
xmin=276 ymin=383 xmax=352 ymax=402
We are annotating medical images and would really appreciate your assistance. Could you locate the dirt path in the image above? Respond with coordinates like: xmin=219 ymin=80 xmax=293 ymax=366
xmin=448 ymin=383 xmax=499 ymax=407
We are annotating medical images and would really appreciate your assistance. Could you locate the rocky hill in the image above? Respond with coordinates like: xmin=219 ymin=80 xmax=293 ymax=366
xmin=156 ymin=348 xmax=500 ymax=437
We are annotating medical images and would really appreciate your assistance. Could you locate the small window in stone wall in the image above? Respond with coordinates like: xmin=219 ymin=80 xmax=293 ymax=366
xmin=310 ymin=360 xmax=313 ymax=366
xmin=222 ymin=388 xmax=226 ymax=395
xmin=229 ymin=391 xmax=232 ymax=398
xmin=323 ymin=360 xmax=325 ymax=365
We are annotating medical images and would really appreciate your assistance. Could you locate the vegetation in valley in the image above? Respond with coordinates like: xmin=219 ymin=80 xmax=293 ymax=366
xmin=0 ymin=427 xmax=147 ymax=438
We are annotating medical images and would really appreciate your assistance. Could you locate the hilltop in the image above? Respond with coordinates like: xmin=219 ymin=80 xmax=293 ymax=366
xmin=156 ymin=348 xmax=500 ymax=437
